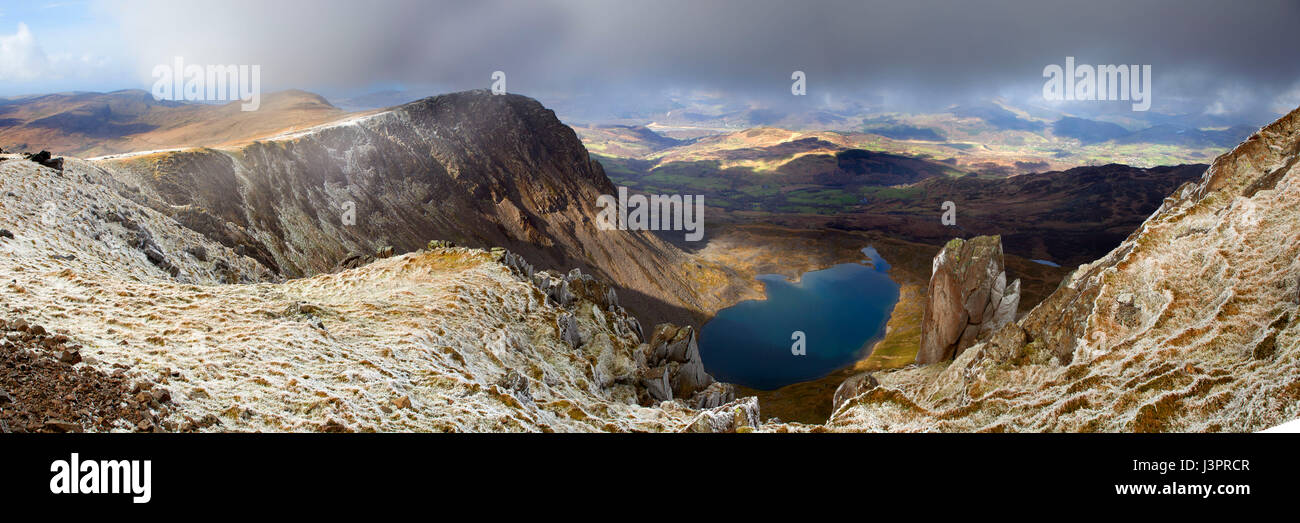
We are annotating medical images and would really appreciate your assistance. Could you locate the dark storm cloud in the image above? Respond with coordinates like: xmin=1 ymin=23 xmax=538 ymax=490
xmin=109 ymin=0 xmax=1300 ymax=118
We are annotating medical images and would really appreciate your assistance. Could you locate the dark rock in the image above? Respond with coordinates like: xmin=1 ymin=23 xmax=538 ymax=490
xmin=335 ymin=252 xmax=375 ymax=271
xmin=144 ymin=246 xmax=166 ymax=265
xmin=24 ymin=150 xmax=63 ymax=171
xmin=0 ymin=229 xmax=12 ymax=239
xmin=44 ymin=420 xmax=82 ymax=433
xmin=376 ymin=245 xmax=395 ymax=258
xmin=832 ymin=373 xmax=880 ymax=411
xmin=321 ymin=419 xmax=351 ymax=432
xmin=57 ymin=350 xmax=81 ymax=365
xmin=185 ymin=245 xmax=208 ymax=262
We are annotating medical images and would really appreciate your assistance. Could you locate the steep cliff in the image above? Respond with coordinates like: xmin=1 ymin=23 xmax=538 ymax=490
xmin=829 ymin=107 xmax=1300 ymax=432
xmin=94 ymin=91 xmax=739 ymax=326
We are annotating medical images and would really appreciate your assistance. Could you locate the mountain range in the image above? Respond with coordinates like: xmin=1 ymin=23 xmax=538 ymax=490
xmin=0 ymin=88 xmax=1295 ymax=432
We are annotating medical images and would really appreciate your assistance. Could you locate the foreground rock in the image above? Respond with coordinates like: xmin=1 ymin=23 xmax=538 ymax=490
xmin=1 ymin=126 xmax=747 ymax=433
xmin=0 ymin=319 xmax=169 ymax=433
xmin=24 ymin=150 xmax=64 ymax=171
xmin=502 ymin=249 xmax=734 ymax=410
xmin=832 ymin=373 xmax=879 ymax=412
xmin=683 ymin=397 xmax=761 ymax=433
xmin=915 ymin=235 xmax=1020 ymax=364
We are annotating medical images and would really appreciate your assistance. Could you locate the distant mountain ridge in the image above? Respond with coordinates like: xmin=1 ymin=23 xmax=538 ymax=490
xmin=0 ymin=89 xmax=349 ymax=157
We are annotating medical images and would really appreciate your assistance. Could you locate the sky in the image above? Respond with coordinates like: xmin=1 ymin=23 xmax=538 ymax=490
xmin=1 ymin=0 xmax=1298 ymax=123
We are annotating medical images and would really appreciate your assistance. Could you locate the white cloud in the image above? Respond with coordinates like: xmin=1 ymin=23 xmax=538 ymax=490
xmin=1202 ymin=84 xmax=1253 ymax=117
xmin=0 ymin=23 xmax=52 ymax=81
xmin=1271 ymin=83 xmax=1300 ymax=114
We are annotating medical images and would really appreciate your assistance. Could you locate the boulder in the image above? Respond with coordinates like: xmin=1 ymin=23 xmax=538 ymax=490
xmin=335 ymin=252 xmax=376 ymax=271
xmin=916 ymin=236 xmax=1021 ymax=364
xmin=185 ymin=245 xmax=208 ymax=262
xmin=24 ymin=150 xmax=63 ymax=171
xmin=832 ymin=372 xmax=879 ymax=411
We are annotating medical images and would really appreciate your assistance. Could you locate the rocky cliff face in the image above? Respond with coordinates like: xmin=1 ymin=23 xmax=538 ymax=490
xmin=0 ymin=155 xmax=751 ymax=431
xmin=915 ymin=236 xmax=1020 ymax=364
xmin=829 ymin=107 xmax=1300 ymax=432
xmin=94 ymin=91 xmax=736 ymax=327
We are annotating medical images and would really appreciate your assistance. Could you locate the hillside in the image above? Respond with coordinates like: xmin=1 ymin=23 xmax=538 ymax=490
xmin=846 ymin=163 xmax=1208 ymax=266
xmin=0 ymin=154 xmax=755 ymax=432
xmin=93 ymin=91 xmax=748 ymax=327
xmin=827 ymin=106 xmax=1300 ymax=432
xmin=0 ymin=89 xmax=350 ymax=157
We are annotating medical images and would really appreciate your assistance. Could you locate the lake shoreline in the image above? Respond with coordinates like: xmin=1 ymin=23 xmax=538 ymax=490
xmin=699 ymin=246 xmax=900 ymax=391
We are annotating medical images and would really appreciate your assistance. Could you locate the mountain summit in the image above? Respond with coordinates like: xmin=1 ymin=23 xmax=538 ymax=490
xmin=95 ymin=91 xmax=739 ymax=326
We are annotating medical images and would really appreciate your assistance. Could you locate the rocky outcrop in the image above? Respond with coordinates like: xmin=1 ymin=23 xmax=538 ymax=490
xmin=915 ymin=236 xmax=1020 ymax=364
xmin=23 ymin=150 xmax=63 ymax=171
xmin=499 ymin=248 xmax=731 ymax=409
xmin=832 ymin=373 xmax=879 ymax=412
xmin=683 ymin=396 xmax=761 ymax=433
xmin=636 ymin=324 xmax=726 ymax=406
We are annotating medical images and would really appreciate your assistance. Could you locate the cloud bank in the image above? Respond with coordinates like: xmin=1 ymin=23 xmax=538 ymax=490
xmin=5 ymin=0 xmax=1299 ymax=121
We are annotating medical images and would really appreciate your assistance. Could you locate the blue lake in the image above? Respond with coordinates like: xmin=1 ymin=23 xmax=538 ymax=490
xmin=698 ymin=247 xmax=900 ymax=390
